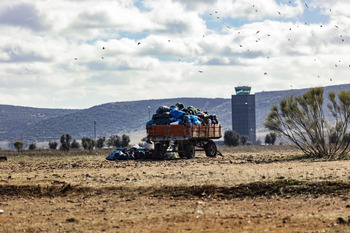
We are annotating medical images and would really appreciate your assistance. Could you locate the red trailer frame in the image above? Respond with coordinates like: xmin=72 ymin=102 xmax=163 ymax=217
xmin=146 ymin=124 xmax=222 ymax=159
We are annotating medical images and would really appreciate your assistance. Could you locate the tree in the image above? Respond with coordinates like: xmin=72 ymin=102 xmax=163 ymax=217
xmin=240 ymin=135 xmax=249 ymax=145
xmin=107 ymin=135 xmax=121 ymax=147
xmin=255 ymin=139 xmax=262 ymax=145
xmin=60 ymin=134 xmax=72 ymax=152
xmin=265 ymin=133 xmax=277 ymax=145
xmin=96 ymin=137 xmax=106 ymax=149
xmin=224 ymin=130 xmax=240 ymax=147
xmin=49 ymin=141 xmax=58 ymax=150
xmin=265 ymin=87 xmax=350 ymax=159
xmin=270 ymin=132 xmax=277 ymax=145
xmin=28 ymin=143 xmax=36 ymax=150
xmin=13 ymin=141 xmax=24 ymax=151
xmin=71 ymin=139 xmax=80 ymax=149
xmin=121 ymin=134 xmax=130 ymax=147
xmin=82 ymin=137 xmax=95 ymax=151
xmin=265 ymin=133 xmax=272 ymax=145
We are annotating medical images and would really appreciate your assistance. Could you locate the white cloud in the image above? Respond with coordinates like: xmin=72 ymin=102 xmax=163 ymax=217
xmin=0 ymin=0 xmax=349 ymax=108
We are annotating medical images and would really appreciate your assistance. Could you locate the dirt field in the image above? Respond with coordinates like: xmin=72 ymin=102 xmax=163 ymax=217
xmin=1 ymin=145 xmax=350 ymax=232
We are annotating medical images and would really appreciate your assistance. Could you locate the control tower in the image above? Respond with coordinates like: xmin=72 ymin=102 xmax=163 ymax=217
xmin=231 ymin=86 xmax=256 ymax=143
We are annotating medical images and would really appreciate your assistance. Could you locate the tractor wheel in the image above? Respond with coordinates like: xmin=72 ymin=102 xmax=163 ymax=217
xmin=204 ymin=140 xmax=217 ymax=157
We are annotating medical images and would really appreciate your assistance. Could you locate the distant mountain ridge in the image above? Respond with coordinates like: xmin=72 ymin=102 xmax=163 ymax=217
xmin=1 ymin=83 xmax=349 ymax=148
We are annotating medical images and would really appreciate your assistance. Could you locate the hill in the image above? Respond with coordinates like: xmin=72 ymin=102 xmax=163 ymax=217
xmin=0 ymin=83 xmax=349 ymax=148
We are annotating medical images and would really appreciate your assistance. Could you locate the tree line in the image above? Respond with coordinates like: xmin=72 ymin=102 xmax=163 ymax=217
xmin=12 ymin=133 xmax=131 ymax=152
xmin=223 ymin=130 xmax=276 ymax=147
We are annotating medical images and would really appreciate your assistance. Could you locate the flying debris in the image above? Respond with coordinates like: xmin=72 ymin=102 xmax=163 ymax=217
xmin=198 ymin=70 xmax=203 ymax=73
xmin=335 ymin=64 xmax=338 ymax=67
xmin=305 ymin=3 xmax=309 ymax=8
xmin=264 ymin=72 xmax=268 ymax=75
xmin=330 ymin=78 xmax=333 ymax=81
xmin=335 ymin=25 xmax=339 ymax=28
xmin=137 ymin=42 xmax=141 ymax=45
xmin=102 ymin=47 xmax=105 ymax=49
xmin=256 ymin=31 xmax=260 ymax=34
xmin=239 ymin=45 xmax=243 ymax=47
xmin=74 ymin=58 xmax=77 ymax=60
xmin=102 ymin=57 xmax=104 ymax=59
xmin=278 ymin=11 xmax=281 ymax=15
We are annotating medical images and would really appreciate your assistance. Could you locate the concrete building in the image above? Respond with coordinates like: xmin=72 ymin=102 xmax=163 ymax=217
xmin=231 ymin=86 xmax=256 ymax=143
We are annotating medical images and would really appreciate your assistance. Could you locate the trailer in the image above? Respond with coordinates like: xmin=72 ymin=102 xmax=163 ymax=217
xmin=146 ymin=124 xmax=222 ymax=159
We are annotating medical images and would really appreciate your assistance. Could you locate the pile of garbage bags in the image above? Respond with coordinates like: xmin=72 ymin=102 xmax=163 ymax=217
xmin=146 ymin=102 xmax=219 ymax=126
xmin=106 ymin=146 xmax=150 ymax=160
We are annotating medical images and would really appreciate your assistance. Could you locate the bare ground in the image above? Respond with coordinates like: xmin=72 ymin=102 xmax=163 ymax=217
xmin=1 ymin=146 xmax=350 ymax=232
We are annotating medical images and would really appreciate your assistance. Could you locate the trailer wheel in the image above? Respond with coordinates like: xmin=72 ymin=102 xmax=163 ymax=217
xmin=205 ymin=140 xmax=217 ymax=157
xmin=185 ymin=141 xmax=195 ymax=159
xmin=178 ymin=143 xmax=186 ymax=158
xmin=153 ymin=143 xmax=167 ymax=159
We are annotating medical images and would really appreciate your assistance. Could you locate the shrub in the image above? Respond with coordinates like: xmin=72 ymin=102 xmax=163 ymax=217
xmin=29 ymin=143 xmax=36 ymax=150
xmin=49 ymin=141 xmax=58 ymax=150
xmin=71 ymin=140 xmax=80 ymax=149
xmin=82 ymin=137 xmax=95 ymax=151
xmin=96 ymin=137 xmax=106 ymax=149
xmin=224 ymin=130 xmax=240 ymax=147
xmin=59 ymin=134 xmax=71 ymax=152
xmin=265 ymin=87 xmax=350 ymax=159
xmin=13 ymin=141 xmax=24 ymax=151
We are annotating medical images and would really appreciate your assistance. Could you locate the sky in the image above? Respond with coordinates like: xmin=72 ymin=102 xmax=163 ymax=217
xmin=1 ymin=0 xmax=350 ymax=109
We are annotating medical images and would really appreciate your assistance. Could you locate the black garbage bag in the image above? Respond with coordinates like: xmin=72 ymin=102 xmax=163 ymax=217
xmin=156 ymin=106 xmax=171 ymax=114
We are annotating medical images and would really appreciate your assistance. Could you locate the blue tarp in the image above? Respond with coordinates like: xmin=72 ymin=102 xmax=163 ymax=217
xmin=170 ymin=109 xmax=185 ymax=119
xmin=188 ymin=115 xmax=201 ymax=125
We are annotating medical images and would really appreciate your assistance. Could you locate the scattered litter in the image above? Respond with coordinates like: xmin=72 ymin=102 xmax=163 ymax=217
xmin=197 ymin=210 xmax=203 ymax=214
xmin=0 ymin=210 xmax=4 ymax=214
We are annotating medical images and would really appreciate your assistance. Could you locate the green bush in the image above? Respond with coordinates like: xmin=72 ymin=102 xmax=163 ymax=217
xmin=265 ymin=87 xmax=350 ymax=159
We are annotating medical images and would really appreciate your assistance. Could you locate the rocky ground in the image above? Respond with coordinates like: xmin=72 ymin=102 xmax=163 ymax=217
xmin=1 ymin=145 xmax=350 ymax=232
